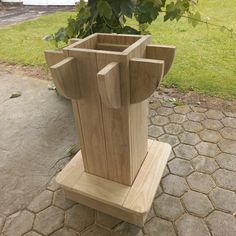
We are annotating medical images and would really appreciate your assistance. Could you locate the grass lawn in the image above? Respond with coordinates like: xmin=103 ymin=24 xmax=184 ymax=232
xmin=0 ymin=0 xmax=235 ymax=99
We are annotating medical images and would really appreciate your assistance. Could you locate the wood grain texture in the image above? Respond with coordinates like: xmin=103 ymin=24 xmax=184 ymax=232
xmin=97 ymin=62 xmax=121 ymax=109
xmin=44 ymin=50 xmax=65 ymax=67
xmin=146 ymin=44 xmax=176 ymax=76
xmin=56 ymin=139 xmax=171 ymax=227
xmin=96 ymin=43 xmax=128 ymax=52
xmin=130 ymin=58 xmax=164 ymax=104
xmin=50 ymin=57 xmax=81 ymax=100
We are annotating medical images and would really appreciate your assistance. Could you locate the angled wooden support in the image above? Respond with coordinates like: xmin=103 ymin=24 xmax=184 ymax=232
xmin=70 ymin=38 xmax=81 ymax=44
xmin=44 ymin=50 xmax=65 ymax=67
xmin=130 ymin=58 xmax=164 ymax=104
xmin=146 ymin=44 xmax=176 ymax=76
xmin=97 ymin=62 xmax=121 ymax=109
xmin=50 ymin=57 xmax=81 ymax=100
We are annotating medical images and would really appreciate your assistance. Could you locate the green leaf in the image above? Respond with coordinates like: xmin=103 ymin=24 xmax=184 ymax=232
xmin=10 ymin=91 xmax=21 ymax=98
xmin=120 ymin=0 xmax=135 ymax=18
xmin=97 ymin=0 xmax=112 ymax=19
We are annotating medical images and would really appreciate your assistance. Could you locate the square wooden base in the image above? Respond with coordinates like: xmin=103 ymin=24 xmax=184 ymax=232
xmin=56 ymin=139 xmax=171 ymax=227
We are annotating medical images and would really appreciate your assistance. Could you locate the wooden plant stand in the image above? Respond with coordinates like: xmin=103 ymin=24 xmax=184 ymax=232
xmin=45 ymin=33 xmax=175 ymax=227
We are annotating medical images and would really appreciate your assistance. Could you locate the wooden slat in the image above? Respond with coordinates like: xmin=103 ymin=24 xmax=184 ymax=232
xmin=96 ymin=43 xmax=128 ymax=52
xmin=130 ymin=58 xmax=164 ymax=104
xmin=50 ymin=57 xmax=81 ymax=100
xmin=44 ymin=50 xmax=64 ymax=67
xmin=97 ymin=62 xmax=121 ymax=109
xmin=146 ymin=44 xmax=176 ymax=76
xmin=70 ymin=38 xmax=81 ymax=44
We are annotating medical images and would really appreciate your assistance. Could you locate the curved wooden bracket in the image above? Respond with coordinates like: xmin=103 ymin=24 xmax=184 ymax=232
xmin=146 ymin=44 xmax=176 ymax=76
xmin=97 ymin=62 xmax=121 ymax=109
xmin=50 ymin=57 xmax=81 ymax=100
xmin=130 ymin=58 xmax=164 ymax=104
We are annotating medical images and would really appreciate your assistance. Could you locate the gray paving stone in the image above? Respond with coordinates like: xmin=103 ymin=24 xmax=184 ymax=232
xmin=146 ymin=206 xmax=155 ymax=223
xmin=149 ymin=109 xmax=157 ymax=118
xmin=196 ymin=142 xmax=220 ymax=157
xmin=164 ymin=123 xmax=184 ymax=135
xmin=3 ymin=210 xmax=34 ymax=236
xmin=206 ymin=211 xmax=236 ymax=236
xmin=169 ymin=113 xmax=186 ymax=124
xmin=144 ymin=217 xmax=176 ymax=236
xmin=168 ymin=151 xmax=176 ymax=161
xmin=201 ymin=119 xmax=223 ymax=130
xmin=187 ymin=172 xmax=215 ymax=194
xmin=199 ymin=130 xmax=221 ymax=143
xmin=161 ymin=100 xmax=175 ymax=108
xmin=156 ymin=107 xmax=174 ymax=116
xmin=162 ymin=166 xmax=170 ymax=177
xmin=182 ymin=191 xmax=213 ymax=217
xmin=205 ymin=110 xmax=225 ymax=120
xmin=191 ymin=156 xmax=219 ymax=174
xmin=47 ymin=177 xmax=60 ymax=192
xmin=51 ymin=227 xmax=79 ymax=236
xmin=220 ymin=127 xmax=236 ymax=140
xmin=218 ymin=139 xmax=236 ymax=155
xmin=53 ymin=189 xmax=75 ymax=210
xmin=24 ymin=232 xmax=42 ymax=236
xmin=179 ymin=132 xmax=201 ymax=145
xmin=112 ymin=222 xmax=143 ymax=236
xmin=168 ymin=158 xmax=194 ymax=177
xmin=221 ymin=117 xmax=236 ymax=128
xmin=155 ymin=186 xmax=163 ymax=198
xmin=158 ymin=134 xmax=180 ymax=147
xmin=0 ymin=214 xmax=6 ymax=232
xmin=154 ymin=194 xmax=184 ymax=221
xmin=213 ymin=169 xmax=236 ymax=191
xmin=65 ymin=204 xmax=94 ymax=232
xmin=151 ymin=116 xmax=169 ymax=126
xmin=148 ymin=125 xmax=164 ymax=138
xmin=81 ymin=225 xmax=110 ymax=236
xmin=209 ymin=187 xmax=236 ymax=213
xmin=162 ymin=174 xmax=188 ymax=197
xmin=96 ymin=211 xmax=121 ymax=229
xmin=33 ymin=206 xmax=64 ymax=235
xmin=175 ymin=214 xmax=210 ymax=236
xmin=183 ymin=121 xmax=203 ymax=132
xmin=174 ymin=105 xmax=191 ymax=114
xmin=224 ymin=111 xmax=236 ymax=118
xmin=174 ymin=144 xmax=197 ymax=160
xmin=149 ymin=100 xmax=161 ymax=110
xmin=27 ymin=190 xmax=53 ymax=213
xmin=191 ymin=106 xmax=208 ymax=113
xmin=187 ymin=112 xmax=206 ymax=122
xmin=215 ymin=153 xmax=236 ymax=171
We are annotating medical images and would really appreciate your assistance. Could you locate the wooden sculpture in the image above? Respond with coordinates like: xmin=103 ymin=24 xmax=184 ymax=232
xmin=45 ymin=33 xmax=175 ymax=227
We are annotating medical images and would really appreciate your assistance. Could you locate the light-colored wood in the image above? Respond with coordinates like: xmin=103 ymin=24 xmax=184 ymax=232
xmin=130 ymin=58 xmax=164 ymax=104
xmin=97 ymin=62 xmax=121 ymax=109
xmin=50 ymin=57 xmax=81 ymax=100
xmin=44 ymin=50 xmax=65 ymax=67
xmin=96 ymin=43 xmax=128 ymax=52
xmin=56 ymin=139 xmax=171 ymax=227
xmin=146 ymin=44 xmax=176 ymax=76
xmin=70 ymin=38 xmax=81 ymax=44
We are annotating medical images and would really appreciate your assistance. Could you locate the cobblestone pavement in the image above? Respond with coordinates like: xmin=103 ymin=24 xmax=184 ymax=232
xmin=0 ymin=73 xmax=236 ymax=235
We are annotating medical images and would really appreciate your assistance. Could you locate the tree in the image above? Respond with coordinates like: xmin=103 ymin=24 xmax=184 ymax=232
xmin=46 ymin=0 xmax=201 ymax=45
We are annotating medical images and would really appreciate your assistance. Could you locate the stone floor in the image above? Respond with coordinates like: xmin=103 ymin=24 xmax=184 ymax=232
xmin=0 ymin=72 xmax=236 ymax=236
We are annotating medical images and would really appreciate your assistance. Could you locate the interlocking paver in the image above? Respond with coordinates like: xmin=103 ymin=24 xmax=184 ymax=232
xmin=206 ymin=211 xmax=236 ymax=236
xmin=224 ymin=111 xmax=236 ymax=118
xmin=162 ymin=174 xmax=188 ymax=197
xmin=28 ymin=190 xmax=53 ymax=213
xmin=0 ymin=215 xmax=5 ymax=232
xmin=174 ymin=105 xmax=191 ymax=114
xmin=156 ymin=107 xmax=174 ymax=116
xmin=53 ymin=189 xmax=75 ymax=210
xmin=187 ymin=172 xmax=215 ymax=194
xmin=215 ymin=153 xmax=236 ymax=171
xmin=182 ymin=191 xmax=213 ymax=217
xmin=151 ymin=115 xmax=169 ymax=126
xmin=96 ymin=211 xmax=121 ymax=229
xmin=155 ymin=186 xmax=163 ymax=198
xmin=149 ymin=100 xmax=161 ymax=110
xmin=24 ymin=232 xmax=42 ymax=236
xmin=148 ymin=109 xmax=157 ymax=117
xmin=213 ymin=169 xmax=236 ymax=191
xmin=34 ymin=206 xmax=64 ymax=235
xmin=175 ymin=214 xmax=210 ymax=236
xmin=174 ymin=144 xmax=197 ymax=160
xmin=201 ymin=119 xmax=223 ymax=130
xmin=164 ymin=123 xmax=184 ymax=135
xmin=220 ymin=127 xmax=236 ymax=140
xmin=191 ymin=106 xmax=207 ymax=113
xmin=154 ymin=194 xmax=184 ymax=221
xmin=65 ymin=204 xmax=94 ymax=232
xmin=179 ymin=132 xmax=201 ymax=145
xmin=112 ymin=222 xmax=143 ymax=236
xmin=47 ymin=177 xmax=60 ymax=192
xmin=218 ymin=139 xmax=236 ymax=155
xmin=148 ymin=125 xmax=164 ymax=138
xmin=81 ymin=225 xmax=110 ymax=236
xmin=3 ymin=210 xmax=34 ymax=236
xmin=199 ymin=129 xmax=221 ymax=143
xmin=205 ymin=110 xmax=225 ymax=120
xmin=168 ymin=158 xmax=194 ymax=176
xmin=183 ymin=121 xmax=203 ymax=132
xmin=169 ymin=113 xmax=186 ymax=124
xmin=221 ymin=117 xmax=236 ymax=128
xmin=196 ymin=142 xmax=220 ymax=157
xmin=158 ymin=134 xmax=180 ymax=147
xmin=187 ymin=112 xmax=206 ymax=122
xmin=191 ymin=156 xmax=219 ymax=174
xmin=209 ymin=187 xmax=236 ymax=213
xmin=51 ymin=227 xmax=79 ymax=236
xmin=144 ymin=217 xmax=176 ymax=236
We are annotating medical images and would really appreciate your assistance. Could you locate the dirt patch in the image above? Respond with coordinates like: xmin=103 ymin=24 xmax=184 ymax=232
xmin=1 ymin=61 xmax=235 ymax=112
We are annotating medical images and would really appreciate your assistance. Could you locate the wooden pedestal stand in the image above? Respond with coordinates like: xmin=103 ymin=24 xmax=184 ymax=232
xmin=45 ymin=33 xmax=175 ymax=227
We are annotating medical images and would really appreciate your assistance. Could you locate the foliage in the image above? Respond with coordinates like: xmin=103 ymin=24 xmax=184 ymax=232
xmin=45 ymin=0 xmax=200 ymax=45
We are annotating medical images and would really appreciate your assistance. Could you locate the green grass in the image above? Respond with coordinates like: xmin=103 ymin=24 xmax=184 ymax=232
xmin=0 ymin=0 xmax=235 ymax=99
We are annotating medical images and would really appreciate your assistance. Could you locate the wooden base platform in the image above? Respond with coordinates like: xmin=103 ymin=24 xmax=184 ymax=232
xmin=56 ymin=140 xmax=171 ymax=227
